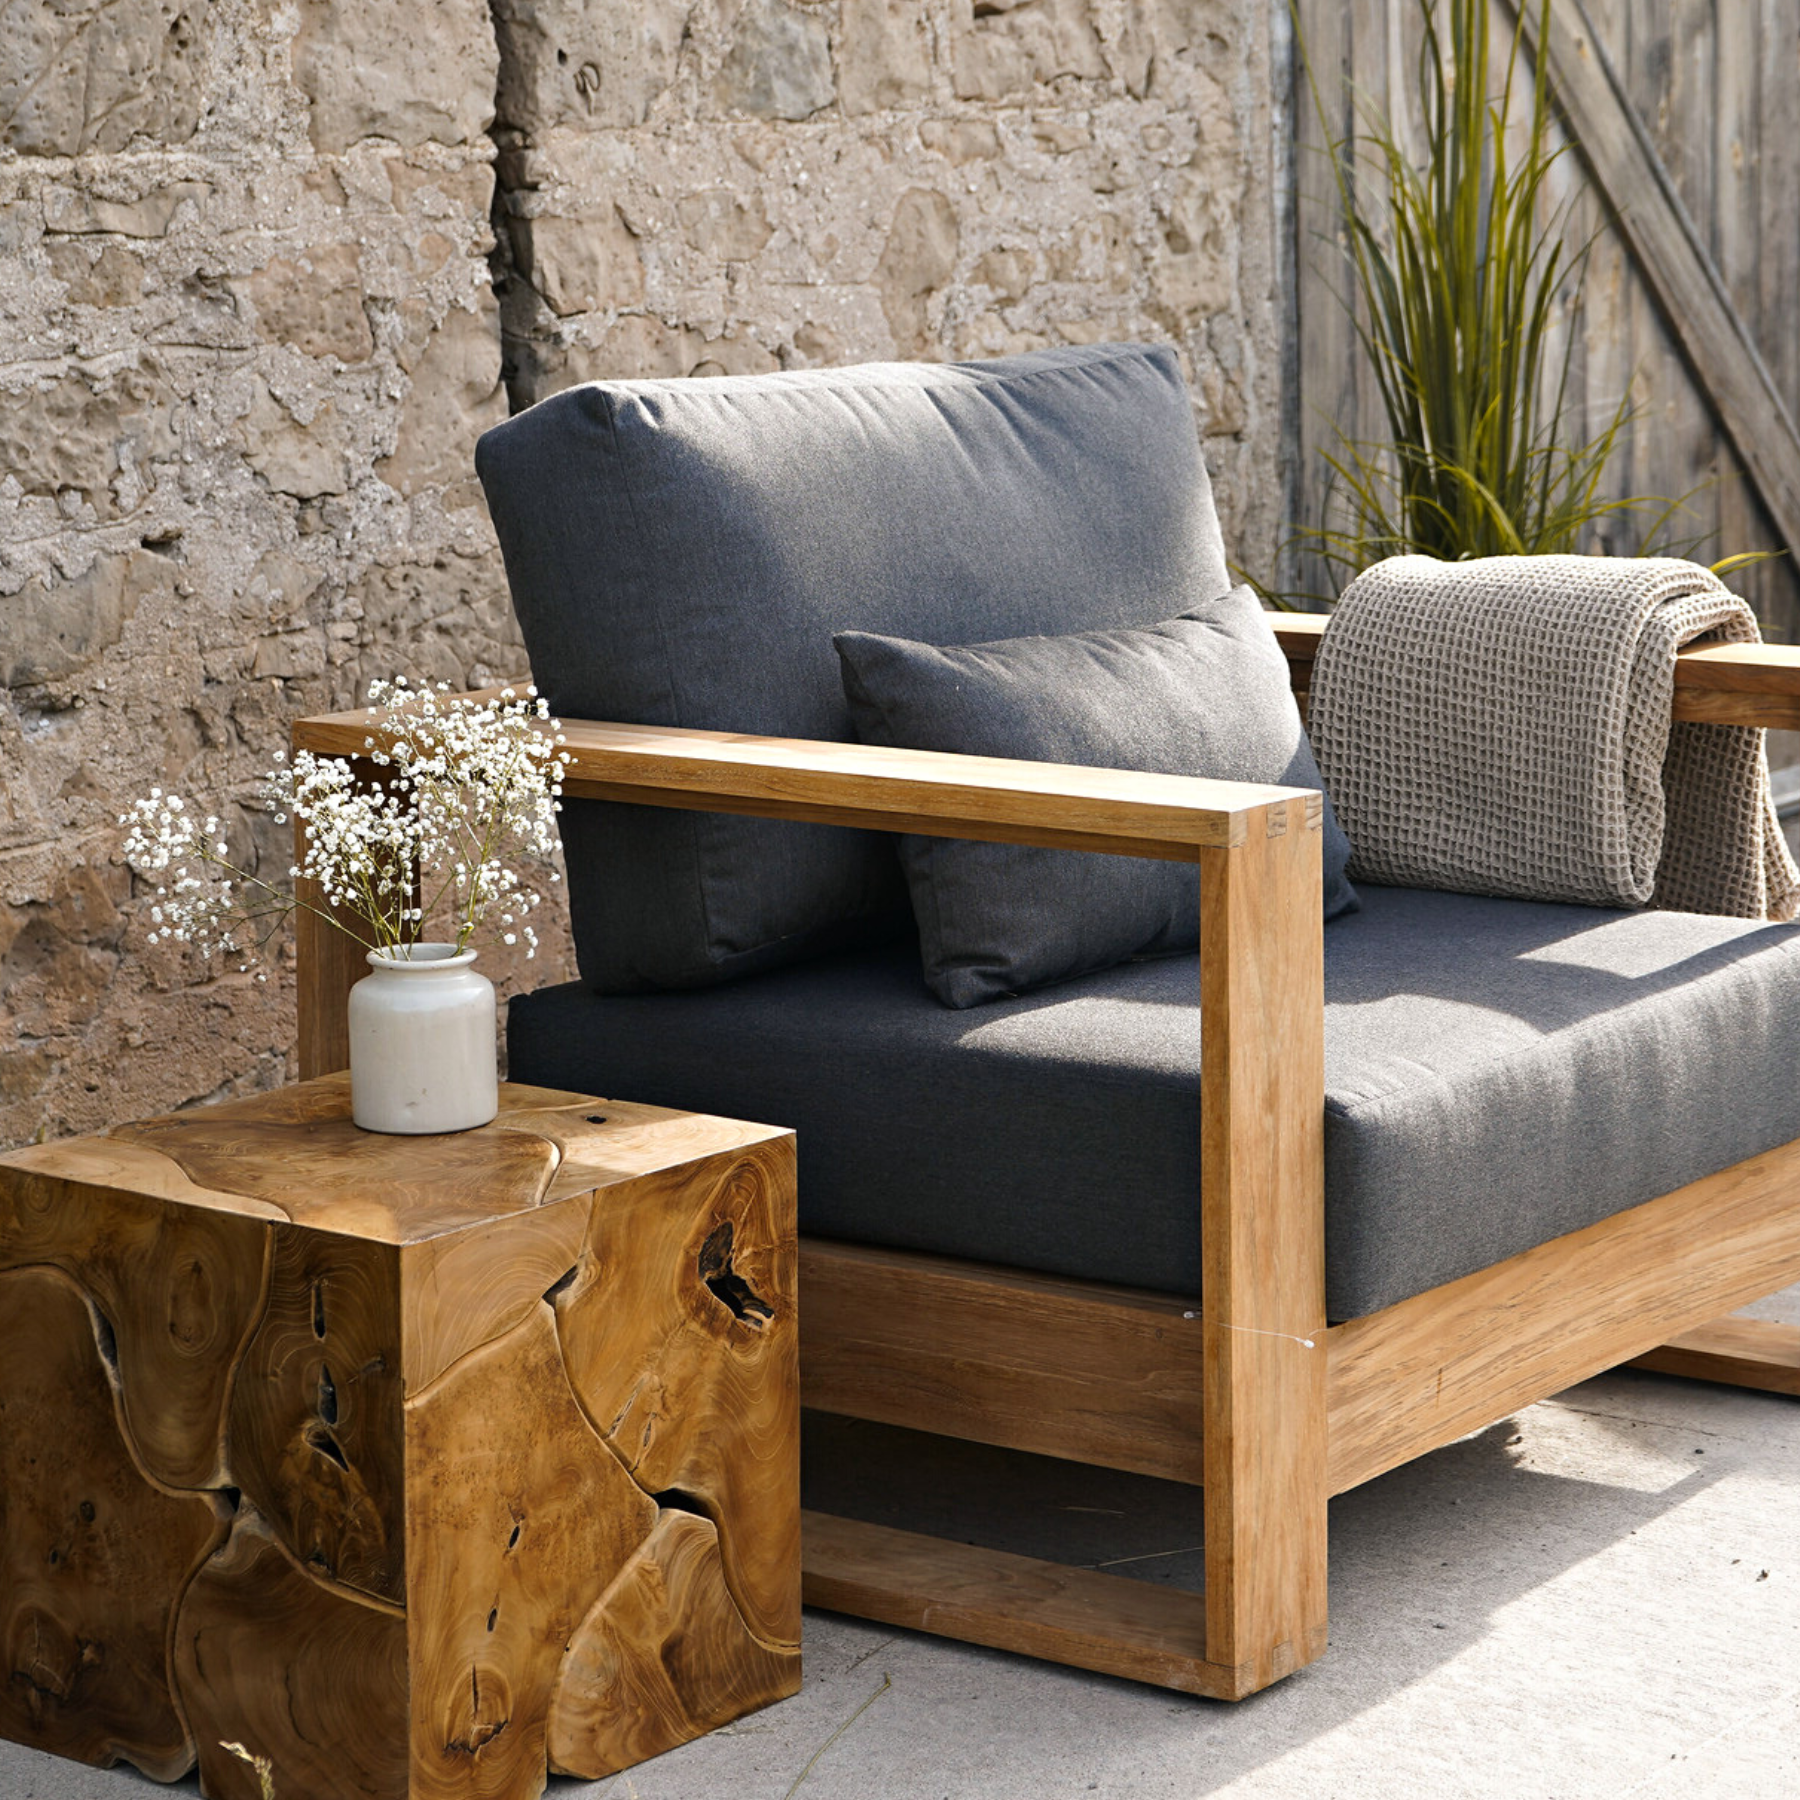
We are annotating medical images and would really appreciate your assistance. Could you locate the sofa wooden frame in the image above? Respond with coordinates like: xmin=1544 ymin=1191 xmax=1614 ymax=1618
xmin=292 ymin=622 xmax=1800 ymax=1702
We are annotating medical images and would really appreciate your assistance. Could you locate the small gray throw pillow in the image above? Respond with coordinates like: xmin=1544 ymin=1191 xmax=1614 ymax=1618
xmin=835 ymin=586 xmax=1358 ymax=1008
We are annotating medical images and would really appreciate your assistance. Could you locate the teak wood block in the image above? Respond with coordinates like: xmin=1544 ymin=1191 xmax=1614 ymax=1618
xmin=0 ymin=1078 xmax=800 ymax=1800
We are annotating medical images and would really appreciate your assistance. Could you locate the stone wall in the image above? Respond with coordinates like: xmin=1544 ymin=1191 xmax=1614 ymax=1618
xmin=489 ymin=0 xmax=1288 ymax=554
xmin=0 ymin=0 xmax=1286 ymax=1148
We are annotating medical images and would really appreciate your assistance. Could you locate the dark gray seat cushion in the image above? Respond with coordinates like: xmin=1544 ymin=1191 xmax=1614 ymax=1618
xmin=509 ymin=884 xmax=1800 ymax=1320
xmin=476 ymin=342 xmax=1234 ymax=993
xmin=835 ymin=589 xmax=1358 ymax=1007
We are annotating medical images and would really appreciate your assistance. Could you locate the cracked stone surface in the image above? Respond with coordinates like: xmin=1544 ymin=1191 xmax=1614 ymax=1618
xmin=1 ymin=0 xmax=1285 ymax=1148
xmin=0 ymin=0 xmax=559 ymax=1145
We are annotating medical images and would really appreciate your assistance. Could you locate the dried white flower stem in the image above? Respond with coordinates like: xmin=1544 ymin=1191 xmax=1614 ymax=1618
xmin=121 ymin=680 xmax=573 ymax=974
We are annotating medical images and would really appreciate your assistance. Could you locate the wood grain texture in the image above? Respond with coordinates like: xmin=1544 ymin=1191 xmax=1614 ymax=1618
xmin=1274 ymin=614 xmax=1800 ymax=726
xmin=294 ymin=862 xmax=366 ymax=1086
xmin=107 ymin=1079 xmax=790 ymax=1246
xmin=555 ymin=1139 xmax=802 ymax=1653
xmin=799 ymin=1239 xmax=1207 ymax=1486
xmin=548 ymin=1508 xmax=800 ymax=1780
xmin=1289 ymin=0 xmax=1363 ymax=605
xmin=0 ymin=1135 xmax=285 ymax=1221
xmin=0 ymin=1165 xmax=269 ymax=1490
xmin=113 ymin=1091 xmax=560 ymax=1245
xmin=3 ymin=1078 xmax=805 ymax=1792
xmin=292 ymin=707 xmax=1307 ymax=854
xmin=494 ymin=1091 xmax=791 ymax=1202
xmin=294 ymin=753 xmax=411 ymax=1083
xmin=800 ymin=1510 xmax=1242 ymax=1698
xmin=174 ymin=1512 xmax=408 ymax=1800
xmin=1327 ymin=1136 xmax=1800 ymax=1495
xmin=1627 ymin=1315 xmax=1800 ymax=1396
xmin=0 ymin=1268 xmax=224 ymax=1783
xmin=1198 ymin=799 xmax=1329 ymax=1688
xmin=1291 ymin=1 xmax=1800 ymax=637
xmin=227 ymin=1229 xmax=405 ymax=1604
xmin=1529 ymin=0 xmax=1800 ymax=564
xmin=404 ymin=1302 xmax=659 ymax=1800
xmin=400 ymin=1194 xmax=592 ymax=1394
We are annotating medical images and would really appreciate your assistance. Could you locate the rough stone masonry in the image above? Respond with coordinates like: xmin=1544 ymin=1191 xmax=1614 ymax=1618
xmin=0 ymin=0 xmax=1286 ymax=1148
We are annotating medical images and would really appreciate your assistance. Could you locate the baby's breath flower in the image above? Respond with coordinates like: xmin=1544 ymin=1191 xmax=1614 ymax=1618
xmin=121 ymin=674 xmax=567 ymax=977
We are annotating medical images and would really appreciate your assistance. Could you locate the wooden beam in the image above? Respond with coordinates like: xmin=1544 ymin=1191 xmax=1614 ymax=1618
xmin=800 ymin=1511 xmax=1249 ymax=1698
xmin=1518 ymin=0 xmax=1800 ymax=561
xmin=1627 ymin=1316 xmax=1800 ymax=1398
xmin=1272 ymin=614 xmax=1800 ymax=728
xmin=293 ymin=752 xmax=385 ymax=1082
xmin=798 ymin=1240 xmax=1207 ymax=1487
xmin=1326 ymin=1135 xmax=1800 ymax=1495
xmin=1198 ymin=797 xmax=1329 ymax=1688
xmin=291 ymin=709 xmax=1311 ymax=860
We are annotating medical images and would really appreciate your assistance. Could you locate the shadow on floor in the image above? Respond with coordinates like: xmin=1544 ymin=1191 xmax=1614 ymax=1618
xmin=793 ymin=1391 xmax=1723 ymax=1790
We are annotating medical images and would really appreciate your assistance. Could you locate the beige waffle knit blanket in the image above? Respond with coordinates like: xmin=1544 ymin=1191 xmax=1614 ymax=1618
xmin=1309 ymin=555 xmax=1800 ymax=919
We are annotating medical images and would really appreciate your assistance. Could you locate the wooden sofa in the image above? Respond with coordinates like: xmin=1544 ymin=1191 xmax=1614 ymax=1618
xmin=292 ymin=616 xmax=1800 ymax=1704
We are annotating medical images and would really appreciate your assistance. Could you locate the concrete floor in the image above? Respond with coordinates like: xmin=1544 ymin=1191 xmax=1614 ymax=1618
xmin=4 ymin=1292 xmax=1798 ymax=1800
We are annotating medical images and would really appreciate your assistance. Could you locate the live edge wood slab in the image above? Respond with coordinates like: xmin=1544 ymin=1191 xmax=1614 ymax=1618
xmin=0 ymin=1077 xmax=800 ymax=1800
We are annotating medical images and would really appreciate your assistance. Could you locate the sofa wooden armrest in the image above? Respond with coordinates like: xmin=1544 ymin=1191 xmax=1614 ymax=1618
xmin=1273 ymin=612 xmax=1800 ymax=728
xmin=292 ymin=706 xmax=1316 ymax=855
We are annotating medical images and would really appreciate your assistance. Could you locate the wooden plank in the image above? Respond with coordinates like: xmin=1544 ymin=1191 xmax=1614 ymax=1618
xmin=294 ymin=784 xmax=372 ymax=1082
xmin=325 ymin=645 xmax=1800 ymax=743
xmin=1291 ymin=0 xmax=1368 ymax=603
xmin=290 ymin=709 xmax=1307 ymax=858
xmin=1667 ymin=689 xmax=1800 ymax=730
xmin=1627 ymin=1315 xmax=1800 ymax=1397
xmin=1757 ymin=0 xmax=1800 ymax=642
xmin=800 ymin=1510 xmax=1243 ymax=1698
xmin=1326 ymin=1134 xmax=1800 ymax=1494
xmin=1631 ymin=2 xmax=1727 ymax=569
xmin=1673 ymin=640 xmax=1800 ymax=695
xmin=1522 ymin=0 xmax=1800 ymax=560
xmin=1707 ymin=0 xmax=1782 ymax=628
xmin=292 ymin=749 xmax=413 ymax=1083
xmin=798 ymin=1240 xmax=1207 ymax=1487
xmin=1198 ymin=798 xmax=1329 ymax=1688
xmin=1271 ymin=614 xmax=1800 ymax=724
xmin=554 ymin=780 xmax=1229 ymax=866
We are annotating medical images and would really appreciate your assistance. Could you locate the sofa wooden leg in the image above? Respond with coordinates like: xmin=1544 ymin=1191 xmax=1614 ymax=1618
xmin=1627 ymin=1316 xmax=1800 ymax=1396
xmin=1197 ymin=804 xmax=1331 ymax=1695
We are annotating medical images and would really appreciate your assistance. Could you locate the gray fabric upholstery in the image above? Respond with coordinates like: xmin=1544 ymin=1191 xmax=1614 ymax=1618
xmin=509 ymin=883 xmax=1800 ymax=1319
xmin=476 ymin=342 xmax=1232 ymax=992
xmin=835 ymin=589 xmax=1357 ymax=1007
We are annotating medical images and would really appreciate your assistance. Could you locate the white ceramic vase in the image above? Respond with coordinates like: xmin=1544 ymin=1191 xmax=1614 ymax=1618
xmin=348 ymin=943 xmax=498 ymax=1134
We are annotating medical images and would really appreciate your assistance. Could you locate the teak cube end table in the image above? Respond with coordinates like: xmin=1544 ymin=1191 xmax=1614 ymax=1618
xmin=0 ymin=1076 xmax=800 ymax=1799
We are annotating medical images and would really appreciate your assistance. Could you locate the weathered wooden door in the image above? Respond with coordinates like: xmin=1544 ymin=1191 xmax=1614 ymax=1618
xmin=1289 ymin=0 xmax=1800 ymax=661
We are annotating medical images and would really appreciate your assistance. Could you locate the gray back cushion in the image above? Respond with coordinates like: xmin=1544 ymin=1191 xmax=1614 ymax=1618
xmin=836 ymin=591 xmax=1358 ymax=1007
xmin=475 ymin=343 xmax=1232 ymax=991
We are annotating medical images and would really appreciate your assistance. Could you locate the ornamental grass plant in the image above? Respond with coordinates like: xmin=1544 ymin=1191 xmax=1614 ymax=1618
xmin=1287 ymin=0 xmax=1736 ymax=599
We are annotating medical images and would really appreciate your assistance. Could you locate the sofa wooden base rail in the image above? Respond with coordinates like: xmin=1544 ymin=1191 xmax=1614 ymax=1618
xmin=792 ymin=1133 xmax=1800 ymax=1698
xmin=293 ymin=627 xmax=1800 ymax=1702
